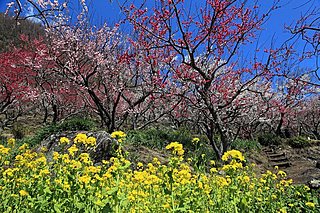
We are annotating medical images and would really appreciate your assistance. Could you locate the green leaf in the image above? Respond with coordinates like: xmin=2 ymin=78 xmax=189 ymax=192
xmin=101 ymin=203 xmax=112 ymax=212
xmin=53 ymin=203 xmax=62 ymax=213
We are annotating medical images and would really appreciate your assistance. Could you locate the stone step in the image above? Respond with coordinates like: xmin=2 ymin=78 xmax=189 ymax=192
xmin=271 ymin=161 xmax=290 ymax=168
xmin=264 ymin=150 xmax=274 ymax=154
xmin=268 ymin=153 xmax=285 ymax=158
xmin=269 ymin=157 xmax=289 ymax=162
xmin=262 ymin=147 xmax=274 ymax=152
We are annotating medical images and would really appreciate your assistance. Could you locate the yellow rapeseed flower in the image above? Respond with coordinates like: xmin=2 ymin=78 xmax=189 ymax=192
xmin=74 ymin=133 xmax=87 ymax=144
xmin=53 ymin=152 xmax=59 ymax=161
xmin=192 ymin=137 xmax=200 ymax=144
xmin=19 ymin=190 xmax=29 ymax=196
xmin=221 ymin=150 xmax=245 ymax=162
xmin=85 ymin=136 xmax=97 ymax=146
xmin=7 ymin=138 xmax=15 ymax=146
xmin=111 ymin=131 xmax=126 ymax=143
xmin=0 ymin=145 xmax=10 ymax=155
xmin=277 ymin=170 xmax=287 ymax=177
xmin=78 ymin=175 xmax=91 ymax=185
xmin=18 ymin=143 xmax=28 ymax=151
xmin=68 ymin=144 xmax=79 ymax=157
xmin=165 ymin=142 xmax=184 ymax=156
xmin=305 ymin=202 xmax=315 ymax=208
xmin=59 ymin=137 xmax=70 ymax=145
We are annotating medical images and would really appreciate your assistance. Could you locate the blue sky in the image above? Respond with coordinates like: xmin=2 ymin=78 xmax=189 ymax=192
xmin=1 ymin=0 xmax=319 ymax=71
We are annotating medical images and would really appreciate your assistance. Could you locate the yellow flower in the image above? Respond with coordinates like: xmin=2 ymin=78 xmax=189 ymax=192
xmin=221 ymin=150 xmax=245 ymax=162
xmin=277 ymin=170 xmax=287 ymax=177
xmin=15 ymin=155 xmax=24 ymax=161
xmin=137 ymin=162 xmax=143 ymax=168
xmin=243 ymin=175 xmax=250 ymax=183
xmin=70 ymin=160 xmax=82 ymax=169
xmin=162 ymin=203 xmax=170 ymax=209
xmin=278 ymin=207 xmax=287 ymax=213
xmin=165 ymin=142 xmax=184 ymax=156
xmin=79 ymin=153 xmax=91 ymax=164
xmin=305 ymin=202 xmax=315 ymax=208
xmin=39 ymin=169 xmax=50 ymax=176
xmin=18 ymin=143 xmax=29 ymax=151
xmin=19 ymin=190 xmax=29 ymax=196
xmin=110 ymin=131 xmax=126 ymax=143
xmin=53 ymin=152 xmax=59 ymax=160
xmin=74 ymin=133 xmax=87 ymax=144
xmin=192 ymin=137 xmax=200 ymax=144
xmin=63 ymin=181 xmax=71 ymax=191
xmin=0 ymin=146 xmax=10 ymax=155
xmin=85 ymin=137 xmax=96 ymax=146
xmin=59 ymin=137 xmax=70 ymax=145
xmin=79 ymin=175 xmax=91 ymax=185
xmin=210 ymin=168 xmax=218 ymax=173
xmin=7 ymin=138 xmax=15 ymax=146
xmin=68 ymin=144 xmax=79 ymax=157
xmin=62 ymin=154 xmax=70 ymax=163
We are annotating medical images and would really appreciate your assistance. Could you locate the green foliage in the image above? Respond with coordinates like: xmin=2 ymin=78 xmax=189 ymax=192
xmin=230 ymin=139 xmax=261 ymax=151
xmin=19 ymin=124 xmax=59 ymax=146
xmin=286 ymin=136 xmax=311 ymax=148
xmin=0 ymin=136 xmax=7 ymax=145
xmin=126 ymin=128 xmax=169 ymax=149
xmin=11 ymin=125 xmax=26 ymax=139
xmin=126 ymin=127 xmax=206 ymax=149
xmin=257 ymin=133 xmax=282 ymax=146
xmin=126 ymin=127 xmax=193 ymax=149
xmin=126 ymin=127 xmax=214 ymax=170
xmin=58 ymin=117 xmax=97 ymax=132
xmin=18 ymin=117 xmax=97 ymax=147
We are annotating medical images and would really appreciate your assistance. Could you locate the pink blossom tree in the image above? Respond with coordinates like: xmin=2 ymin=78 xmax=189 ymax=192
xmin=124 ymin=0 xmax=279 ymax=157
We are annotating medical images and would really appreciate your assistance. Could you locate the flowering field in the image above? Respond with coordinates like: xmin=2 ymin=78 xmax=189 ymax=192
xmin=0 ymin=133 xmax=318 ymax=212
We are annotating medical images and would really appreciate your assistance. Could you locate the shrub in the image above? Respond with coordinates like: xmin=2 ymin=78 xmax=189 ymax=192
xmin=286 ymin=136 xmax=311 ymax=148
xmin=19 ymin=124 xmax=59 ymax=146
xmin=126 ymin=127 xmax=194 ymax=149
xmin=18 ymin=117 xmax=97 ymax=147
xmin=11 ymin=124 xmax=25 ymax=139
xmin=230 ymin=139 xmax=261 ymax=151
xmin=257 ymin=133 xmax=282 ymax=146
xmin=58 ymin=117 xmax=97 ymax=131
xmin=126 ymin=128 xmax=169 ymax=149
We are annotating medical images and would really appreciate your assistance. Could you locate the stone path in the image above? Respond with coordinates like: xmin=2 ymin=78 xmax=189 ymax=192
xmin=262 ymin=146 xmax=291 ymax=168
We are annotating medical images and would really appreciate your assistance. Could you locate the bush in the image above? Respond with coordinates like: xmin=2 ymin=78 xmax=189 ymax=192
xmin=230 ymin=139 xmax=261 ymax=151
xmin=11 ymin=125 xmax=25 ymax=139
xmin=257 ymin=133 xmax=282 ymax=146
xmin=18 ymin=117 xmax=97 ymax=147
xmin=58 ymin=117 xmax=97 ymax=131
xmin=126 ymin=128 xmax=168 ymax=149
xmin=19 ymin=124 xmax=59 ymax=146
xmin=286 ymin=136 xmax=311 ymax=148
xmin=126 ymin=127 xmax=194 ymax=149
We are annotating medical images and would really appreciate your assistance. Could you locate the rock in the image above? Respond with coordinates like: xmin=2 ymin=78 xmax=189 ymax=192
xmin=316 ymin=161 xmax=320 ymax=169
xmin=308 ymin=179 xmax=320 ymax=190
xmin=87 ymin=131 xmax=118 ymax=162
xmin=38 ymin=131 xmax=118 ymax=163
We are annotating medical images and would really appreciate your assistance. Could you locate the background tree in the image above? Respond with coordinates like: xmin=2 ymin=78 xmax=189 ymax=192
xmin=124 ymin=0 xmax=279 ymax=158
